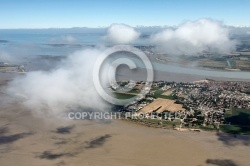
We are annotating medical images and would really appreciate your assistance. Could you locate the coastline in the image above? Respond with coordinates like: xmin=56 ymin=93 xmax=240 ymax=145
xmin=0 ymin=71 xmax=250 ymax=165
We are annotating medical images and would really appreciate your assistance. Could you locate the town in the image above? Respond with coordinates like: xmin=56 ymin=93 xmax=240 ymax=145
xmin=112 ymin=80 xmax=250 ymax=134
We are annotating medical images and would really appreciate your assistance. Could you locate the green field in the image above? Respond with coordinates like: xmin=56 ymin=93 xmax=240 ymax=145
xmin=220 ymin=108 xmax=250 ymax=134
xmin=153 ymin=89 xmax=176 ymax=100
xmin=140 ymin=118 xmax=181 ymax=126
xmin=152 ymin=89 xmax=164 ymax=98
xmin=225 ymin=108 xmax=250 ymax=126
xmin=196 ymin=125 xmax=218 ymax=131
xmin=220 ymin=125 xmax=250 ymax=134
xmin=113 ymin=93 xmax=137 ymax=99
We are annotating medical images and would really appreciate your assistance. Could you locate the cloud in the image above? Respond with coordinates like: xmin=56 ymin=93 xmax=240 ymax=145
xmin=104 ymin=23 xmax=140 ymax=44
xmin=7 ymin=48 xmax=110 ymax=119
xmin=150 ymin=19 xmax=237 ymax=55
xmin=4 ymin=20 xmax=239 ymax=121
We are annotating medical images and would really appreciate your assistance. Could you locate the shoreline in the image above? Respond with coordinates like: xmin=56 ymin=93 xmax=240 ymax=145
xmin=0 ymin=93 xmax=250 ymax=165
xmin=119 ymin=117 xmax=233 ymax=135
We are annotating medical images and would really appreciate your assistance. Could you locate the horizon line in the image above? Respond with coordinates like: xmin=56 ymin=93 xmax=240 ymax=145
xmin=0 ymin=24 xmax=250 ymax=30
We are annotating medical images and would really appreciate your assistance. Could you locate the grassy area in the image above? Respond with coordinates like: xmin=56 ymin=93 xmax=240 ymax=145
xmin=197 ymin=125 xmax=218 ymax=131
xmin=153 ymin=89 xmax=176 ymax=100
xmin=163 ymin=119 xmax=181 ymax=126
xmin=153 ymin=89 xmax=164 ymax=98
xmin=140 ymin=118 xmax=181 ymax=126
xmin=221 ymin=108 xmax=250 ymax=134
xmin=126 ymin=89 xmax=140 ymax=94
xmin=225 ymin=108 xmax=250 ymax=126
xmin=220 ymin=125 xmax=250 ymax=134
xmin=113 ymin=93 xmax=137 ymax=99
xmin=224 ymin=109 xmax=232 ymax=117
xmin=152 ymin=87 xmax=161 ymax=91
xmin=112 ymin=89 xmax=140 ymax=95
xmin=134 ymin=118 xmax=219 ymax=132
xmin=158 ymin=95 xmax=176 ymax=100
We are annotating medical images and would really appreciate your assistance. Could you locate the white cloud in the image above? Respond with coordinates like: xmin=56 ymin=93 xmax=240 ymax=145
xmin=104 ymin=23 xmax=140 ymax=44
xmin=7 ymin=49 xmax=110 ymax=119
xmin=151 ymin=19 xmax=237 ymax=55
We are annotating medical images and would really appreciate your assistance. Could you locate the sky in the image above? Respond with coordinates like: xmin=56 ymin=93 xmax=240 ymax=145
xmin=0 ymin=0 xmax=250 ymax=29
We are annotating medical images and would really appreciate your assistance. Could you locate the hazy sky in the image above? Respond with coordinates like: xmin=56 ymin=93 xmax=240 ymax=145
xmin=0 ymin=0 xmax=250 ymax=28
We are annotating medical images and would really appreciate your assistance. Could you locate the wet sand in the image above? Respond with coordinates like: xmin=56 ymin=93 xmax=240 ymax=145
xmin=0 ymin=74 xmax=250 ymax=166
xmin=0 ymin=99 xmax=250 ymax=166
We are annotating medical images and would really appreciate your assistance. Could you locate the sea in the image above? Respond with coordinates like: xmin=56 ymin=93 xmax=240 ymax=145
xmin=0 ymin=28 xmax=250 ymax=82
